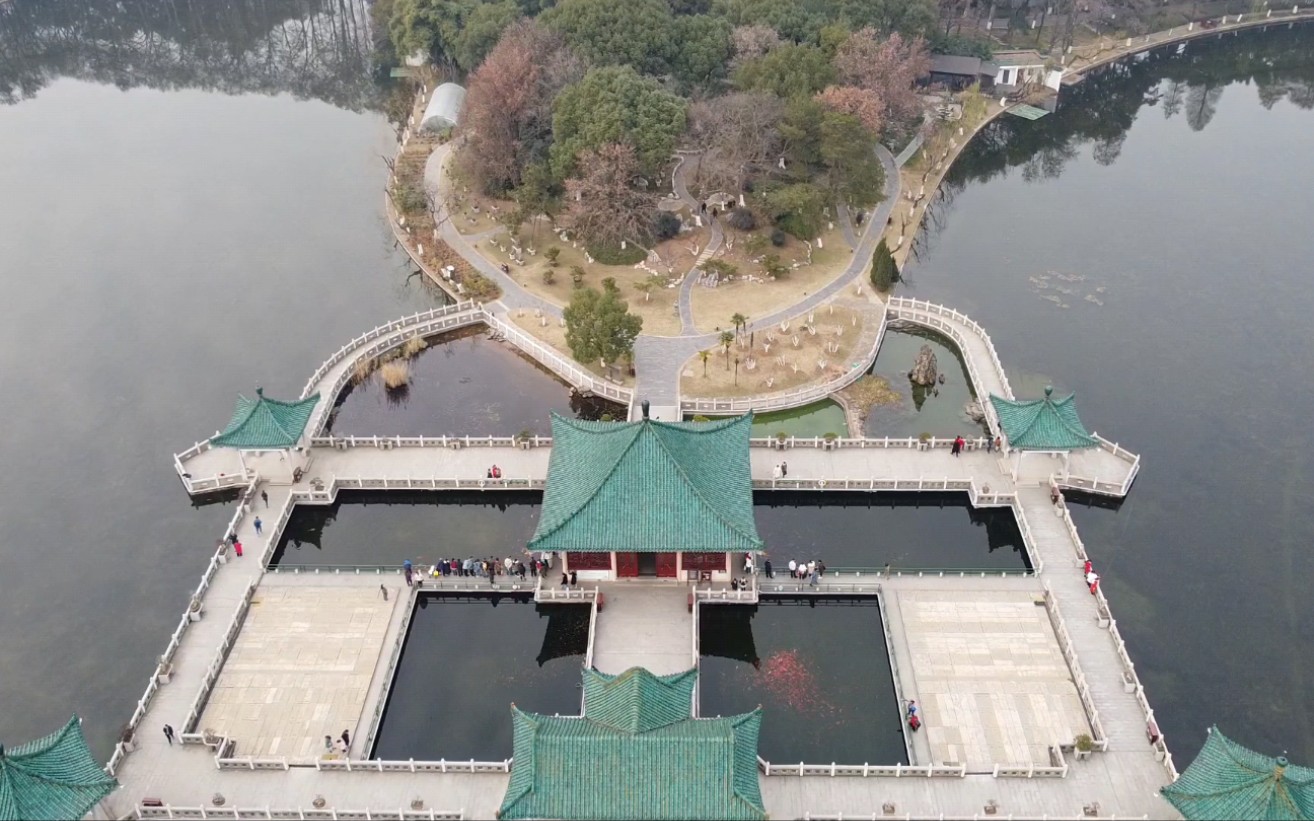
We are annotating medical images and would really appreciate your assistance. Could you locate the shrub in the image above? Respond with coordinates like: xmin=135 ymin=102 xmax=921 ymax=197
xmin=770 ymin=228 xmax=787 ymax=247
xmin=571 ymin=266 xmax=586 ymax=288
xmin=542 ymin=268 xmax=556 ymax=285
xmin=653 ymin=211 xmax=682 ymax=241
xmin=545 ymin=247 xmax=561 ymax=266
xmin=588 ymin=242 xmax=647 ymax=265
xmin=761 ymin=254 xmax=788 ymax=279
xmin=693 ymin=414 xmax=711 ymax=422
xmin=461 ymin=271 xmax=500 ymax=301
xmin=352 ymin=358 xmax=376 ymax=385
xmin=381 ymin=360 xmax=411 ymax=389
xmin=393 ymin=183 xmax=428 ymax=214
xmin=869 ymin=239 xmax=899 ymax=293
xmin=726 ymin=208 xmax=756 ymax=231
xmin=401 ymin=335 xmax=427 ymax=358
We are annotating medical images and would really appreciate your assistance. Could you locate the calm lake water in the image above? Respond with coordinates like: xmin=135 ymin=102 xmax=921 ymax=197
xmin=901 ymin=24 xmax=1314 ymax=761
xmin=699 ymin=599 xmax=907 ymax=764
xmin=0 ymin=0 xmax=1310 ymax=770
xmin=276 ymin=491 xmax=1023 ymax=571
xmin=373 ymin=596 xmax=589 ymax=761
xmin=328 ymin=327 xmax=623 ymax=437
xmin=865 ymin=330 xmax=988 ymax=438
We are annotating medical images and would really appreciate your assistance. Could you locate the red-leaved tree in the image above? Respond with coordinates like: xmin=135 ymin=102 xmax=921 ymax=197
xmin=816 ymin=85 xmax=885 ymax=135
xmin=833 ymin=30 xmax=931 ymax=129
xmin=457 ymin=20 xmax=583 ymax=194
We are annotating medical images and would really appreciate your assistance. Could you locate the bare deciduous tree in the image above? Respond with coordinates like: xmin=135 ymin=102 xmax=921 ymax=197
xmin=834 ymin=29 xmax=931 ymax=128
xmin=563 ymin=143 xmax=654 ymax=249
xmin=685 ymin=91 xmax=785 ymax=193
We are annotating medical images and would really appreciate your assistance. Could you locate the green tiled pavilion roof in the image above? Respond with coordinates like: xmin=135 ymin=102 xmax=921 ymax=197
xmin=0 ymin=716 xmax=118 ymax=821
xmin=582 ymin=668 xmax=696 ymax=733
xmin=1162 ymin=726 xmax=1314 ymax=820
xmin=529 ymin=414 xmax=763 ymax=553
xmin=500 ymin=667 xmax=766 ymax=821
xmin=211 ymin=387 xmax=319 ymax=449
xmin=989 ymin=386 xmax=1098 ymax=451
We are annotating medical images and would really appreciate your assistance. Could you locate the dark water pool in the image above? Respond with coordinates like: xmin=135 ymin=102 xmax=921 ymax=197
xmin=272 ymin=491 xmax=543 ymax=567
xmin=372 ymin=595 xmax=589 ymax=761
xmin=273 ymin=491 xmax=1025 ymax=571
xmin=326 ymin=327 xmax=623 ymax=437
xmin=864 ymin=329 xmax=988 ymax=439
xmin=754 ymin=491 xmax=1027 ymax=571
xmin=699 ymin=598 xmax=906 ymax=764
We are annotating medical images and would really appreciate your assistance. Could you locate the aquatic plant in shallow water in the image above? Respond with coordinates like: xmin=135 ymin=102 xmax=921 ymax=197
xmin=381 ymin=360 xmax=411 ymax=389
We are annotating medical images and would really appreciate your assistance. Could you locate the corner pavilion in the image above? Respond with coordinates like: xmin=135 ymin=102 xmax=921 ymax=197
xmin=528 ymin=413 xmax=763 ymax=582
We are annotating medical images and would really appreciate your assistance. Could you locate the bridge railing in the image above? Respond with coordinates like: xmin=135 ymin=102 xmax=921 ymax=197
xmin=1009 ymin=501 xmax=1045 ymax=574
xmin=181 ymin=580 xmax=259 ymax=736
xmin=800 ymin=815 xmax=1148 ymax=821
xmin=135 ymin=805 xmax=465 ymax=820
xmin=680 ymin=305 xmax=887 ymax=415
xmin=1041 ymin=585 xmax=1107 ymax=752
xmin=873 ymin=586 xmax=915 ymax=764
xmin=312 ymin=434 xmax=552 ymax=449
xmin=306 ymin=307 xmax=489 ymax=437
xmin=888 ymin=297 xmax=1013 ymax=434
xmin=751 ymin=475 xmax=1014 ymax=508
xmin=748 ymin=435 xmax=991 ymax=450
xmin=758 ymin=758 xmax=967 ymax=777
xmin=485 ymin=313 xmax=633 ymax=406
xmin=290 ymin=475 xmax=547 ymax=505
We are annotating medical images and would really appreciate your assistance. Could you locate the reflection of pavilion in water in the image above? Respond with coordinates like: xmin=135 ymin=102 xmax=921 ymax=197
xmin=535 ymin=603 xmax=590 ymax=666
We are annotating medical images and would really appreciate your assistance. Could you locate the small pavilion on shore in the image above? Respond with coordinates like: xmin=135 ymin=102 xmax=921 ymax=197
xmin=528 ymin=412 xmax=762 ymax=582
xmin=499 ymin=667 xmax=766 ymax=821
xmin=0 ymin=716 xmax=118 ymax=820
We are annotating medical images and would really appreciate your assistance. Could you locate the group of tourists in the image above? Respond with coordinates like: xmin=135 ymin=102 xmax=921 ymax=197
xmin=950 ymin=435 xmax=1003 ymax=456
xmin=786 ymin=558 xmax=827 ymax=586
xmin=400 ymin=551 xmax=562 ymax=587
xmin=485 ymin=465 xmax=503 ymax=479
xmin=770 ymin=462 xmax=790 ymax=479
xmin=1083 ymin=559 xmax=1100 ymax=595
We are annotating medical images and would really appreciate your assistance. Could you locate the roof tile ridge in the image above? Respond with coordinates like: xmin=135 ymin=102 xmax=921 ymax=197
xmin=649 ymin=418 xmax=762 ymax=546
xmin=531 ymin=422 xmax=644 ymax=544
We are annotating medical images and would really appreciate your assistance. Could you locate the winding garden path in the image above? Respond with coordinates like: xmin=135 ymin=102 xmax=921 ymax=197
xmin=419 ymin=137 xmax=901 ymax=419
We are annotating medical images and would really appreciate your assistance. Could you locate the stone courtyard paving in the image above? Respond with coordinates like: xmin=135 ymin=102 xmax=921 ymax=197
xmin=899 ymin=589 xmax=1091 ymax=770
xmin=198 ymin=584 xmax=396 ymax=758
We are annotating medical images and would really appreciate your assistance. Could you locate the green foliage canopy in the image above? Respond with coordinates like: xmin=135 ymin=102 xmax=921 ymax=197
xmin=869 ymin=238 xmax=899 ymax=291
xmin=541 ymin=0 xmax=677 ymax=76
xmin=732 ymin=43 xmax=834 ymax=98
xmin=563 ymin=279 xmax=644 ymax=364
xmin=550 ymin=66 xmax=688 ymax=179
xmin=763 ymin=182 xmax=827 ymax=240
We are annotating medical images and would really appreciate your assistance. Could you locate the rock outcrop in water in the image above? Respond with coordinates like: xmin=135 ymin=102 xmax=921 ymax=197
xmin=908 ymin=345 xmax=939 ymax=386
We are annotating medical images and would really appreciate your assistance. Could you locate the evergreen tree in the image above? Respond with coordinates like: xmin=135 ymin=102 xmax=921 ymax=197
xmin=869 ymin=238 xmax=899 ymax=292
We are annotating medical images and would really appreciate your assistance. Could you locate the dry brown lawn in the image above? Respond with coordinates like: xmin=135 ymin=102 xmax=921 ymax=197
xmin=478 ymin=228 xmax=710 ymax=337
xmin=508 ymin=311 xmax=635 ymax=387
xmin=680 ymin=300 xmax=877 ymax=399
xmin=689 ymin=225 xmax=853 ymax=333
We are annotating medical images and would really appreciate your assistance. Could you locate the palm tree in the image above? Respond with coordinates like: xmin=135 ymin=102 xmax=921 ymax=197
xmin=730 ymin=312 xmax=748 ymax=338
xmin=699 ymin=350 xmax=711 ymax=377
xmin=719 ymin=330 xmax=735 ymax=370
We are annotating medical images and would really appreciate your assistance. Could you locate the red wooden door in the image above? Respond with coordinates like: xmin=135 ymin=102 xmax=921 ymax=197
xmin=616 ymin=552 xmax=639 ymax=577
xmin=656 ymin=553 xmax=678 ymax=578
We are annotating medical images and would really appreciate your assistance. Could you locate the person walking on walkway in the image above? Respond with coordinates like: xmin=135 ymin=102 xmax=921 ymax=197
xmin=952 ymin=436 xmax=965 ymax=456
xmin=340 ymin=729 xmax=351 ymax=751
xmin=781 ymin=461 xmax=788 ymax=476
xmin=324 ymin=735 xmax=333 ymax=753
xmin=380 ymin=584 xmax=388 ymax=601
xmin=254 ymin=516 xmax=263 ymax=536
xmin=764 ymin=559 xmax=774 ymax=578
xmin=233 ymin=539 xmax=243 ymax=558
xmin=570 ymin=570 xmax=578 ymax=587
xmin=163 ymin=724 xmax=175 ymax=745
xmin=261 ymin=489 xmax=269 ymax=508
xmin=787 ymin=559 xmax=797 ymax=578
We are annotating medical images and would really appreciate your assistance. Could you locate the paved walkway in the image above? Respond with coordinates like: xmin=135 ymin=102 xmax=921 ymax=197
xmin=591 ymin=583 xmax=692 ymax=675
xmin=671 ymin=153 xmax=725 ymax=335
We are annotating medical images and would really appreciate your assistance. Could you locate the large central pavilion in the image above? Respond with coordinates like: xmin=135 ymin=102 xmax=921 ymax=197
xmin=529 ymin=413 xmax=763 ymax=582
